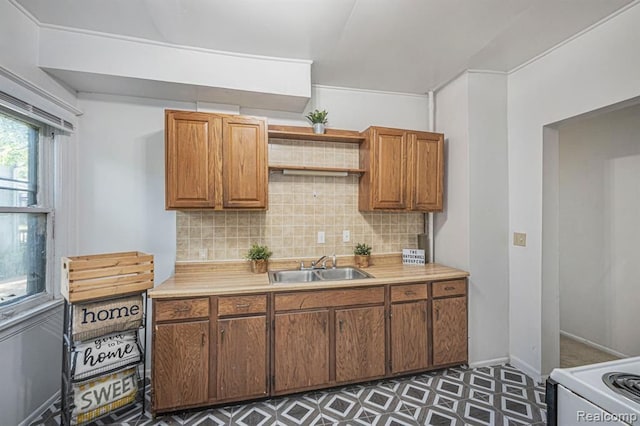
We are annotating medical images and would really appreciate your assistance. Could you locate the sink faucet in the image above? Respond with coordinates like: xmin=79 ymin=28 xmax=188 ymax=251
xmin=311 ymin=255 xmax=328 ymax=269
xmin=332 ymin=253 xmax=337 ymax=269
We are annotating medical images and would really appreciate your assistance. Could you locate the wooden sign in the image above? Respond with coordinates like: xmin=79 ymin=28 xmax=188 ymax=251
xmin=72 ymin=368 xmax=138 ymax=424
xmin=72 ymin=294 xmax=143 ymax=341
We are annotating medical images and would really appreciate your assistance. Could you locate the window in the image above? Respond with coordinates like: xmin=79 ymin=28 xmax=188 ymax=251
xmin=0 ymin=109 xmax=53 ymax=315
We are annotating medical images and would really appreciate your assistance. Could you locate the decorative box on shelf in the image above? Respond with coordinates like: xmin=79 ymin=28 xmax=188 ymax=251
xmin=61 ymin=251 xmax=154 ymax=302
xmin=60 ymin=251 xmax=153 ymax=426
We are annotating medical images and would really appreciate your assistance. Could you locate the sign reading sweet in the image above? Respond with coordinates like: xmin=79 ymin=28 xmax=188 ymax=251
xmin=72 ymin=368 xmax=138 ymax=424
xmin=72 ymin=294 xmax=143 ymax=341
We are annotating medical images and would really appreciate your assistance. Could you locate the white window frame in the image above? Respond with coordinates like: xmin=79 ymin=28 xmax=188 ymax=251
xmin=0 ymin=108 xmax=57 ymax=326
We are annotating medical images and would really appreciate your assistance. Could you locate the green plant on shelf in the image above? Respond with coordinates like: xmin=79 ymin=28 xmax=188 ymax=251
xmin=305 ymin=109 xmax=329 ymax=124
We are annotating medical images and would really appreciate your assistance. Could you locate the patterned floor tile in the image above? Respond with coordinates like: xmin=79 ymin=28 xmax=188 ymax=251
xmin=29 ymin=364 xmax=546 ymax=426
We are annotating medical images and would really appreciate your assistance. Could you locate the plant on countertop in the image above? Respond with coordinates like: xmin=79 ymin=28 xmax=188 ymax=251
xmin=354 ymin=243 xmax=372 ymax=256
xmin=354 ymin=243 xmax=372 ymax=268
xmin=305 ymin=109 xmax=329 ymax=124
xmin=245 ymin=243 xmax=272 ymax=273
xmin=245 ymin=243 xmax=272 ymax=260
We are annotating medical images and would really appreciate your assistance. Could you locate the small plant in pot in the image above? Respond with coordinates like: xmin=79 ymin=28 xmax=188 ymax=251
xmin=245 ymin=243 xmax=272 ymax=274
xmin=305 ymin=109 xmax=328 ymax=134
xmin=354 ymin=243 xmax=372 ymax=268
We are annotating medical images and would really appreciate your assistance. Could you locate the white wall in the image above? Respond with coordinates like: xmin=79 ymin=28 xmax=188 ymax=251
xmin=508 ymin=3 xmax=640 ymax=378
xmin=0 ymin=2 xmax=79 ymax=424
xmin=434 ymin=71 xmax=510 ymax=366
xmin=558 ymin=104 xmax=640 ymax=357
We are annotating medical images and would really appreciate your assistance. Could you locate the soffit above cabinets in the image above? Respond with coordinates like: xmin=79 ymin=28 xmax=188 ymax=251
xmin=13 ymin=0 xmax=633 ymax=104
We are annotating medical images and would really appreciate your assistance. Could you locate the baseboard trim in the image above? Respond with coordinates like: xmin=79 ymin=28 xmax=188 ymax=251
xmin=469 ymin=357 xmax=510 ymax=369
xmin=560 ymin=330 xmax=628 ymax=359
xmin=19 ymin=390 xmax=60 ymax=426
xmin=510 ymin=355 xmax=543 ymax=383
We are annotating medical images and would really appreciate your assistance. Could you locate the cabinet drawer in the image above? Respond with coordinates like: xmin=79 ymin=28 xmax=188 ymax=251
xmin=391 ymin=284 xmax=427 ymax=302
xmin=155 ymin=298 xmax=210 ymax=322
xmin=275 ymin=287 xmax=384 ymax=311
xmin=218 ymin=295 xmax=267 ymax=316
xmin=432 ymin=280 xmax=466 ymax=298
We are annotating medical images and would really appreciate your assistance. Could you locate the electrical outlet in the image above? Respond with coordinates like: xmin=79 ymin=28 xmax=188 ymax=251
xmin=513 ymin=232 xmax=527 ymax=247
xmin=317 ymin=231 xmax=325 ymax=244
xmin=199 ymin=248 xmax=208 ymax=259
xmin=342 ymin=230 xmax=350 ymax=243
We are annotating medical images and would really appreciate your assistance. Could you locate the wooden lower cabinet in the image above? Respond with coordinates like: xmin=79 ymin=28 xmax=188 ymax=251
xmin=154 ymin=320 xmax=209 ymax=411
xmin=216 ymin=316 xmax=268 ymax=400
xmin=432 ymin=296 xmax=468 ymax=366
xmin=335 ymin=306 xmax=386 ymax=383
xmin=152 ymin=279 xmax=468 ymax=413
xmin=273 ymin=310 xmax=330 ymax=393
xmin=390 ymin=301 xmax=429 ymax=373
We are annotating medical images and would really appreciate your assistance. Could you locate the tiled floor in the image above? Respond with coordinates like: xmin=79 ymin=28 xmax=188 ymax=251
xmin=32 ymin=364 xmax=547 ymax=425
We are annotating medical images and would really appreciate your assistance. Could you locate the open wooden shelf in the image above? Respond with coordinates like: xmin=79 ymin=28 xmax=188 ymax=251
xmin=268 ymin=125 xmax=365 ymax=144
xmin=269 ymin=164 xmax=365 ymax=175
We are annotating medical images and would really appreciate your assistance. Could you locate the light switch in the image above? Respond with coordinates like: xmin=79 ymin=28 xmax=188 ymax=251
xmin=513 ymin=232 xmax=527 ymax=247
xmin=317 ymin=231 xmax=325 ymax=244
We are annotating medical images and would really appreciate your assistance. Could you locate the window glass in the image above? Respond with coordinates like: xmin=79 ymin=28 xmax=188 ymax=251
xmin=0 ymin=111 xmax=49 ymax=309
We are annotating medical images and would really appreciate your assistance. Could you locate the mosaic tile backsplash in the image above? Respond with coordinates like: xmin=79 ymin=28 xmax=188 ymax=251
xmin=176 ymin=138 xmax=424 ymax=261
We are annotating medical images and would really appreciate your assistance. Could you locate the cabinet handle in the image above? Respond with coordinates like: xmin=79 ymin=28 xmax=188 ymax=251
xmin=235 ymin=303 xmax=250 ymax=308
xmin=339 ymin=319 xmax=344 ymax=333
xmin=175 ymin=306 xmax=190 ymax=313
xmin=404 ymin=290 xmax=416 ymax=296
xmin=201 ymin=332 xmax=206 ymax=347
xmin=445 ymin=286 xmax=455 ymax=291
xmin=220 ymin=328 xmax=225 ymax=343
xmin=322 ymin=319 xmax=327 ymax=333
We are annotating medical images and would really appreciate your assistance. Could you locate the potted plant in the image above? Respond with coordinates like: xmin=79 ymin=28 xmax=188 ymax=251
xmin=354 ymin=243 xmax=372 ymax=268
xmin=305 ymin=109 xmax=329 ymax=134
xmin=245 ymin=243 xmax=272 ymax=273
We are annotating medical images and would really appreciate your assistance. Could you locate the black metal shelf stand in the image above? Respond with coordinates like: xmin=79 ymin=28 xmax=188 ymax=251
xmin=60 ymin=292 xmax=148 ymax=425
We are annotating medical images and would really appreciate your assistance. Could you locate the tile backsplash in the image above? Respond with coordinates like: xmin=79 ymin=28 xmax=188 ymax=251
xmin=176 ymin=138 xmax=424 ymax=261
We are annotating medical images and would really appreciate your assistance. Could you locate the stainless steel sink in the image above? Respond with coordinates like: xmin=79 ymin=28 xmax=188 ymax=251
xmin=268 ymin=266 xmax=373 ymax=284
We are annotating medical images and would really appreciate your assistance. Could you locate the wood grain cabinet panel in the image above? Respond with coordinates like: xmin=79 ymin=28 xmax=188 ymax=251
xmin=165 ymin=111 xmax=220 ymax=209
xmin=360 ymin=126 xmax=444 ymax=212
xmin=155 ymin=298 xmax=210 ymax=322
xmin=222 ymin=116 xmax=267 ymax=209
xmin=432 ymin=297 xmax=468 ymax=366
xmin=217 ymin=316 xmax=268 ymax=400
xmin=410 ymin=132 xmax=444 ymax=211
xmin=390 ymin=301 xmax=429 ymax=374
xmin=335 ymin=306 xmax=386 ymax=383
xmin=274 ymin=310 xmax=330 ymax=393
xmin=154 ymin=320 xmax=209 ymax=411
xmin=165 ymin=110 xmax=267 ymax=210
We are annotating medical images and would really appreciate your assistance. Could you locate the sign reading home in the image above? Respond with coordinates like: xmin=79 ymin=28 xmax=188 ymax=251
xmin=72 ymin=294 xmax=143 ymax=341
xmin=72 ymin=332 xmax=142 ymax=381
xmin=402 ymin=248 xmax=426 ymax=265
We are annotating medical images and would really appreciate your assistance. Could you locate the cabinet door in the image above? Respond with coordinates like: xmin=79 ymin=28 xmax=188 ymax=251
xmin=165 ymin=111 xmax=220 ymax=209
xmin=274 ymin=310 xmax=329 ymax=393
xmin=433 ymin=297 xmax=468 ymax=365
xmin=154 ymin=321 xmax=209 ymax=410
xmin=335 ymin=306 xmax=386 ymax=383
xmin=222 ymin=116 xmax=268 ymax=209
xmin=217 ymin=316 xmax=268 ymax=400
xmin=371 ymin=128 xmax=407 ymax=209
xmin=390 ymin=301 xmax=429 ymax=373
xmin=411 ymin=132 xmax=444 ymax=211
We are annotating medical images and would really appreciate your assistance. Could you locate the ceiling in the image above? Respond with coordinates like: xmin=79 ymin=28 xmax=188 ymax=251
xmin=15 ymin=0 xmax=633 ymax=95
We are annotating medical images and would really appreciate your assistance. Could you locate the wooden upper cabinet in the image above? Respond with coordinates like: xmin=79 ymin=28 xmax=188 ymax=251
xmin=222 ymin=116 xmax=268 ymax=209
xmin=360 ymin=127 xmax=407 ymax=210
xmin=410 ymin=132 xmax=444 ymax=211
xmin=359 ymin=126 xmax=444 ymax=212
xmin=165 ymin=110 xmax=267 ymax=210
xmin=165 ymin=111 xmax=220 ymax=209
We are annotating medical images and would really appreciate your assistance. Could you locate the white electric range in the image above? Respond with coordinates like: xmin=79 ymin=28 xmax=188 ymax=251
xmin=547 ymin=357 xmax=640 ymax=425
